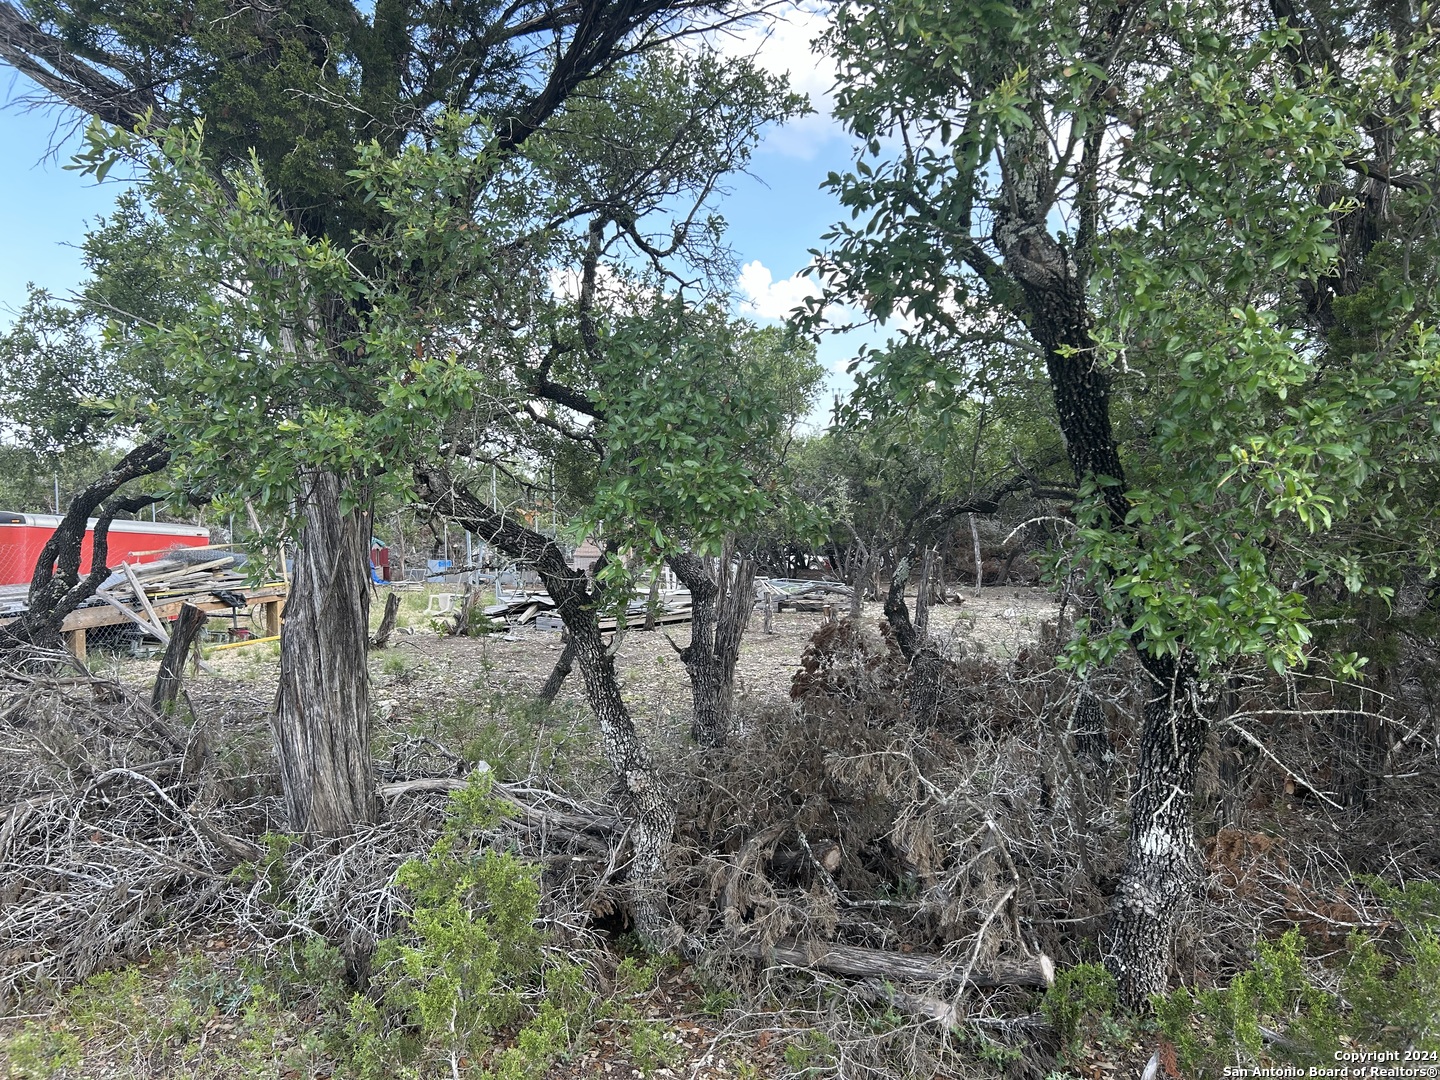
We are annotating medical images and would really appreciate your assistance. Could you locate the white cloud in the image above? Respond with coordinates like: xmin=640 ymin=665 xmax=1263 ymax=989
xmin=737 ymin=259 xmax=820 ymax=320
xmin=708 ymin=2 xmax=843 ymax=160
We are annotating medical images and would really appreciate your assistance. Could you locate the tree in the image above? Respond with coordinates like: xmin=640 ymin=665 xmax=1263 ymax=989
xmin=813 ymin=0 xmax=1440 ymax=1004
xmin=1 ymin=0 xmax=794 ymax=843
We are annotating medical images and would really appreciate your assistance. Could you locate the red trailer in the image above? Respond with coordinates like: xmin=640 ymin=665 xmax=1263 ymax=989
xmin=0 ymin=512 xmax=211 ymax=588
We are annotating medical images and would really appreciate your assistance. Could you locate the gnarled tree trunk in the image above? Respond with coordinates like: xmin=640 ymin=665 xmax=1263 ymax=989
xmin=3 ymin=437 xmax=170 ymax=654
xmin=667 ymin=547 xmax=756 ymax=748
xmin=882 ymin=547 xmax=945 ymax=725
xmin=272 ymin=468 xmax=375 ymax=838
xmin=415 ymin=466 xmax=676 ymax=947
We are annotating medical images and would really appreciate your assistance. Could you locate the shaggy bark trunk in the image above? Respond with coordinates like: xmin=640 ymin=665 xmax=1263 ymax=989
xmin=414 ymin=466 xmax=676 ymax=948
xmin=667 ymin=548 xmax=756 ymax=748
xmin=150 ymin=603 xmax=207 ymax=714
xmin=539 ymin=636 xmax=577 ymax=704
xmin=1104 ymin=654 xmax=1208 ymax=1007
xmin=272 ymin=468 xmax=375 ymax=838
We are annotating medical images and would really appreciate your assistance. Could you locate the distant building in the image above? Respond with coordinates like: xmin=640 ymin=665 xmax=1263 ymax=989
xmin=570 ymin=538 xmax=603 ymax=571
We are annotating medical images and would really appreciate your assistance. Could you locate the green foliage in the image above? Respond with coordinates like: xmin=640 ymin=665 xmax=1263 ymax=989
xmin=782 ymin=1031 xmax=839 ymax=1077
xmin=814 ymin=0 xmax=1440 ymax=684
xmin=230 ymin=831 xmax=299 ymax=906
xmin=1153 ymin=883 xmax=1440 ymax=1077
xmin=1 ymin=1023 xmax=82 ymax=1078
xmin=344 ymin=770 xmax=582 ymax=1078
xmin=1042 ymin=963 xmax=1118 ymax=1060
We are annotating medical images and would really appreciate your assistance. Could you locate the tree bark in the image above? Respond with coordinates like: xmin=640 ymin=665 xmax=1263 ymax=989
xmin=969 ymin=512 xmax=983 ymax=595
xmin=1104 ymin=654 xmax=1208 ymax=1007
xmin=370 ymin=591 xmax=402 ymax=649
xmin=272 ymin=468 xmax=376 ymax=838
xmin=414 ymin=466 xmax=676 ymax=948
xmin=150 ymin=603 xmax=207 ymax=714
xmin=740 ymin=938 xmax=1054 ymax=990
xmin=539 ymin=636 xmax=577 ymax=704
xmin=667 ymin=546 xmax=756 ymax=748
xmin=914 ymin=546 xmax=935 ymax=639
xmin=3 ymin=437 xmax=170 ymax=653
xmin=881 ymin=547 xmax=946 ymax=725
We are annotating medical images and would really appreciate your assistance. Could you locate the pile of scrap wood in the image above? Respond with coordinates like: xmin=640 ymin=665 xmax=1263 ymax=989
xmin=89 ymin=553 xmax=267 ymax=643
xmin=758 ymin=578 xmax=853 ymax=612
xmin=532 ymin=589 xmax=695 ymax=632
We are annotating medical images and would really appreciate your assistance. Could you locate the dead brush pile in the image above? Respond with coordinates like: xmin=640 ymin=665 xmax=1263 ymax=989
xmin=0 ymin=647 xmax=618 ymax=1015
xmin=671 ymin=619 xmax=1134 ymax=1013
xmin=0 ymin=646 xmax=260 ymax=1009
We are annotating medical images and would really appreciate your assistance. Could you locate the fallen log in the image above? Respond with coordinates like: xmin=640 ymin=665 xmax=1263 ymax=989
xmin=739 ymin=938 xmax=1054 ymax=990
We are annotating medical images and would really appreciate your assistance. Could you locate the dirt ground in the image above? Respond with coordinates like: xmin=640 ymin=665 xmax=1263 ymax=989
xmin=367 ymin=585 xmax=1060 ymax=732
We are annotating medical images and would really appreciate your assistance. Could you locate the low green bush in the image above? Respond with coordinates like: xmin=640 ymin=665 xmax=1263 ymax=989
xmin=1154 ymin=879 xmax=1440 ymax=1078
xmin=343 ymin=769 xmax=584 ymax=1079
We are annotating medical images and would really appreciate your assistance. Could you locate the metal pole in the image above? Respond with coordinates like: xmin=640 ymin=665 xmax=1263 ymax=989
xmin=491 ymin=464 xmax=497 ymax=510
xmin=53 ymin=475 xmax=59 ymax=514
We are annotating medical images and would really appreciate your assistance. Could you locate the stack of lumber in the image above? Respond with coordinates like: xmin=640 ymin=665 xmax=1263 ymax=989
xmin=89 ymin=555 xmax=265 ymax=646
xmin=758 ymin=578 xmax=853 ymax=612
xmin=483 ymin=592 xmax=554 ymax=627
xmin=533 ymin=589 xmax=694 ymax=632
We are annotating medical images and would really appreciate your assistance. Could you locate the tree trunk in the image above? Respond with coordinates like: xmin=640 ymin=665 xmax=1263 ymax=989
xmin=539 ymin=636 xmax=577 ymax=704
xmin=1104 ymin=654 xmax=1208 ymax=1007
xmin=1071 ymin=684 xmax=1112 ymax=772
xmin=642 ymin=573 xmax=661 ymax=632
xmin=667 ymin=546 xmax=756 ymax=748
xmin=881 ymin=547 xmax=945 ymax=726
xmin=151 ymin=603 xmax=207 ymax=714
xmin=969 ymin=512 xmax=983 ymax=595
xmin=848 ymin=544 xmax=867 ymax=622
xmin=3 ymin=437 xmax=170 ymax=653
xmin=370 ymin=591 xmax=401 ymax=649
xmin=272 ymin=468 xmax=375 ymax=838
xmin=914 ymin=546 xmax=935 ymax=639
xmin=414 ymin=466 xmax=676 ymax=948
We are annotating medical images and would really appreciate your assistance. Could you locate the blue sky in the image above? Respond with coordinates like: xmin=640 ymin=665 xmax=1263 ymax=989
xmin=0 ymin=6 xmax=873 ymax=412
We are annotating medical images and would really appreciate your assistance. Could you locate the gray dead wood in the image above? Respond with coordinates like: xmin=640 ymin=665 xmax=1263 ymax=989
xmin=371 ymin=592 xmax=402 ymax=649
xmin=150 ymin=603 xmax=207 ymax=714
xmin=740 ymin=938 xmax=1054 ymax=990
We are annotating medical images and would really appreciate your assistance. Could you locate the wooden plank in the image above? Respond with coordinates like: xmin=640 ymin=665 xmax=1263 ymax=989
xmin=263 ymin=599 xmax=282 ymax=638
xmin=64 ymin=627 xmax=86 ymax=662
xmin=94 ymin=591 xmax=168 ymax=641
xmin=121 ymin=563 xmax=170 ymax=645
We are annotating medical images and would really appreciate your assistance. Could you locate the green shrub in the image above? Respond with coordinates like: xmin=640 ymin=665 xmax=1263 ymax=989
xmin=1042 ymin=962 xmax=1118 ymax=1060
xmin=343 ymin=770 xmax=582 ymax=1079
xmin=1154 ymin=880 xmax=1440 ymax=1078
